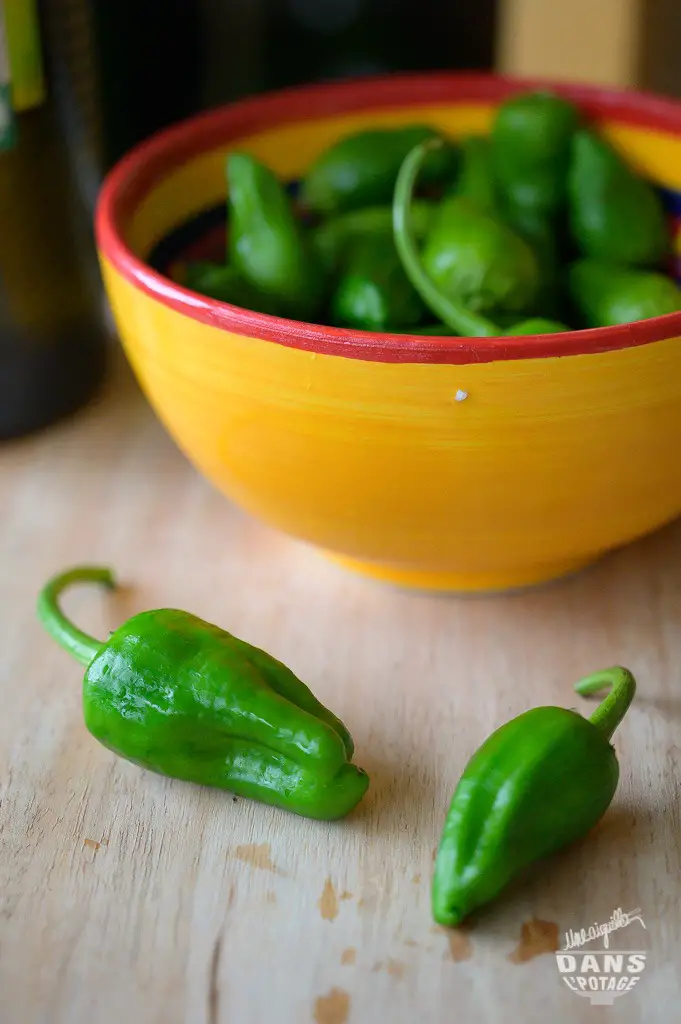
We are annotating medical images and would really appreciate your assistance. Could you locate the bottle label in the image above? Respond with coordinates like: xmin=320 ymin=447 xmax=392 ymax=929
xmin=0 ymin=0 xmax=46 ymax=150
xmin=0 ymin=3 xmax=15 ymax=149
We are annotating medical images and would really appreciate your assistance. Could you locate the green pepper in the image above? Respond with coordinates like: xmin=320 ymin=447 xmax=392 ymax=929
xmin=432 ymin=667 xmax=636 ymax=927
xmin=491 ymin=91 xmax=579 ymax=319
xmin=183 ymin=261 xmax=282 ymax=315
xmin=392 ymin=318 xmax=569 ymax=338
xmin=331 ymin=232 xmax=426 ymax=331
xmin=37 ymin=567 xmax=369 ymax=820
xmin=311 ymin=200 xmax=437 ymax=273
xmin=503 ymin=317 xmax=570 ymax=335
xmin=492 ymin=89 xmax=579 ymax=217
xmin=227 ymin=152 xmax=326 ymax=320
xmin=422 ymin=199 xmax=539 ymax=318
xmin=301 ymin=125 xmax=459 ymax=215
xmin=568 ymin=259 xmax=681 ymax=327
xmin=501 ymin=201 xmax=564 ymax=318
xmin=449 ymin=135 xmax=497 ymax=214
xmin=568 ymin=129 xmax=669 ymax=267
xmin=393 ymin=139 xmax=539 ymax=337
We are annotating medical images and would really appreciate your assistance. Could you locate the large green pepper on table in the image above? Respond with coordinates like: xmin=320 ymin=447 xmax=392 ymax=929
xmin=568 ymin=129 xmax=669 ymax=267
xmin=301 ymin=125 xmax=459 ymax=215
xmin=37 ymin=567 xmax=369 ymax=820
xmin=227 ymin=152 xmax=327 ymax=321
xmin=569 ymin=259 xmax=681 ymax=327
xmin=432 ymin=667 xmax=636 ymax=927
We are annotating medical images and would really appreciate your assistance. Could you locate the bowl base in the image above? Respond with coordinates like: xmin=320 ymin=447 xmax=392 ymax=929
xmin=323 ymin=552 xmax=595 ymax=594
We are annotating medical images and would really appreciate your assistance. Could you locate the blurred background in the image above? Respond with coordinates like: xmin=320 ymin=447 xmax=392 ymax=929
xmin=2 ymin=0 xmax=680 ymax=440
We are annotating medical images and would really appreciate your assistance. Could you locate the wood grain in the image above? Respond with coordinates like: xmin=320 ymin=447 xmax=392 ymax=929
xmin=1 ymin=354 xmax=679 ymax=1023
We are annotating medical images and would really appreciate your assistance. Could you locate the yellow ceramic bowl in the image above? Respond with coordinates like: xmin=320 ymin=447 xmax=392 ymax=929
xmin=96 ymin=73 xmax=681 ymax=592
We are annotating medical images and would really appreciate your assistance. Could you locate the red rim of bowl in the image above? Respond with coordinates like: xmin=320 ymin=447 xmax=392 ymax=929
xmin=95 ymin=71 xmax=681 ymax=365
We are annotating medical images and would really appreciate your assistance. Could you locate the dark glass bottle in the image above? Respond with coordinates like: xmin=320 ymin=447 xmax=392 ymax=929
xmin=0 ymin=0 xmax=496 ymax=440
xmin=0 ymin=0 xmax=106 ymax=440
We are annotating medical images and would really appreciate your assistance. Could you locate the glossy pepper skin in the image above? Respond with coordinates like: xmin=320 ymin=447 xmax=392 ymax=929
xmin=451 ymin=133 xmax=567 ymax=318
xmin=37 ymin=567 xmax=369 ymax=820
xmin=422 ymin=199 xmax=539 ymax=317
xmin=183 ymin=261 xmax=282 ymax=315
xmin=502 ymin=201 xmax=564 ymax=318
xmin=331 ymin=232 xmax=426 ymax=331
xmin=393 ymin=139 xmax=539 ymax=337
xmin=503 ymin=317 xmax=569 ymax=335
xmin=492 ymin=89 xmax=579 ymax=216
xmin=301 ymin=125 xmax=459 ymax=215
xmin=568 ymin=129 xmax=669 ymax=267
xmin=432 ymin=668 xmax=636 ymax=927
xmin=568 ymin=259 xmax=681 ymax=327
xmin=311 ymin=200 xmax=436 ymax=273
xmin=393 ymin=319 xmax=569 ymax=337
xmin=449 ymin=135 xmax=498 ymax=214
xmin=492 ymin=92 xmax=577 ymax=320
xmin=227 ymin=152 xmax=326 ymax=321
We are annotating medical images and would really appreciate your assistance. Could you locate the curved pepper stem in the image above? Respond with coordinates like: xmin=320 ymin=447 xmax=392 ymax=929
xmin=37 ymin=566 xmax=116 ymax=667
xmin=574 ymin=666 xmax=636 ymax=741
xmin=392 ymin=138 xmax=500 ymax=338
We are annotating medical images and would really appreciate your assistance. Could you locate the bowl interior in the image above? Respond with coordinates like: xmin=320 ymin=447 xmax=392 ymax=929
xmin=148 ymin=170 xmax=681 ymax=302
xmin=119 ymin=82 xmax=681 ymax=285
xmin=146 ymin=182 xmax=308 ymax=284
xmin=98 ymin=75 xmax=681 ymax=364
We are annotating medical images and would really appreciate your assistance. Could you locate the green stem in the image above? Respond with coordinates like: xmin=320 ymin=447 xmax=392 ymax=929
xmin=37 ymin=566 xmax=116 ymax=666
xmin=392 ymin=139 xmax=500 ymax=338
xmin=450 ymin=135 xmax=497 ymax=214
xmin=574 ymin=666 xmax=636 ymax=741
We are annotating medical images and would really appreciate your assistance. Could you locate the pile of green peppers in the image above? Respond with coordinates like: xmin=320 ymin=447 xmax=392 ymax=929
xmin=184 ymin=89 xmax=681 ymax=336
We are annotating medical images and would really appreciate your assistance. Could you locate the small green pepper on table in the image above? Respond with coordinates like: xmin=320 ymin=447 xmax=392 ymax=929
xmin=432 ymin=667 xmax=636 ymax=926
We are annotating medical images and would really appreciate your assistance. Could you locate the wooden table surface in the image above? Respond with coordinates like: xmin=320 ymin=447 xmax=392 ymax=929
xmin=1 ymin=355 xmax=679 ymax=1024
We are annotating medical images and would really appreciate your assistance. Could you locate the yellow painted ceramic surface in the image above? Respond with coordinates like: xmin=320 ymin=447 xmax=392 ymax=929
xmin=97 ymin=79 xmax=681 ymax=592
